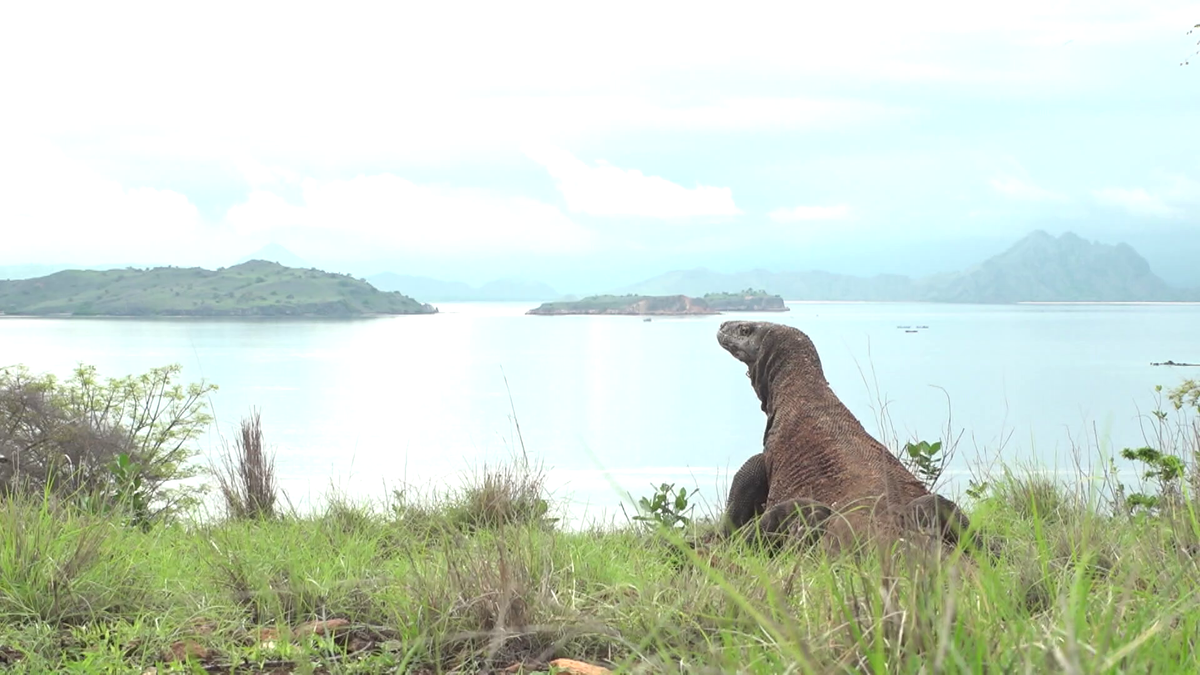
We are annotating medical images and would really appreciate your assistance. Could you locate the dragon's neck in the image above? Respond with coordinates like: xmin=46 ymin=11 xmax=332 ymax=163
xmin=751 ymin=356 xmax=825 ymax=447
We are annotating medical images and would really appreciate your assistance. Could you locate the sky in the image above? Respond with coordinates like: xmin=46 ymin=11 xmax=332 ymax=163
xmin=1 ymin=1 xmax=1197 ymax=291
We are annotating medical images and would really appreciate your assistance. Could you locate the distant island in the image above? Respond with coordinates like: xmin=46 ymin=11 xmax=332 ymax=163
xmin=0 ymin=260 xmax=437 ymax=317
xmin=614 ymin=231 xmax=1200 ymax=304
xmin=702 ymin=289 xmax=789 ymax=312
xmin=529 ymin=294 xmax=717 ymax=316
xmin=526 ymin=290 xmax=788 ymax=316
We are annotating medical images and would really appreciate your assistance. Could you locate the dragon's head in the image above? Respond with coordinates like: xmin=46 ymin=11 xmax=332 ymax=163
xmin=717 ymin=320 xmax=825 ymax=390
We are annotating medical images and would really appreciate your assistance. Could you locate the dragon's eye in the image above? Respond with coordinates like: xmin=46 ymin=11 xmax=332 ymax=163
xmin=739 ymin=324 xmax=752 ymax=336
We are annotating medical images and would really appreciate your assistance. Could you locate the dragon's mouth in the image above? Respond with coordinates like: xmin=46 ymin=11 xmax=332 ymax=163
xmin=717 ymin=327 xmax=757 ymax=366
xmin=719 ymin=341 xmax=752 ymax=364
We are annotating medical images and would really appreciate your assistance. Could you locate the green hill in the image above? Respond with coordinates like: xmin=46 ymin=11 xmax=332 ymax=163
xmin=0 ymin=260 xmax=437 ymax=317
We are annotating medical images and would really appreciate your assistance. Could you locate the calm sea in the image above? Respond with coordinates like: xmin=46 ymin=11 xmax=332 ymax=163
xmin=2 ymin=301 xmax=1198 ymax=526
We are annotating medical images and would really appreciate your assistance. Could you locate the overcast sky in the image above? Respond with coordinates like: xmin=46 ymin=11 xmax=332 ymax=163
xmin=1 ymin=1 xmax=1197 ymax=289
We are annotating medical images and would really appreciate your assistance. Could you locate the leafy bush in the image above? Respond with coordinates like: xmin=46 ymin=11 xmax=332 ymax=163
xmin=630 ymin=482 xmax=693 ymax=530
xmin=1109 ymin=383 xmax=1200 ymax=516
xmin=1168 ymin=378 xmax=1200 ymax=414
xmin=0 ymin=363 xmax=216 ymax=525
xmin=902 ymin=439 xmax=945 ymax=486
xmin=1120 ymin=446 xmax=1185 ymax=514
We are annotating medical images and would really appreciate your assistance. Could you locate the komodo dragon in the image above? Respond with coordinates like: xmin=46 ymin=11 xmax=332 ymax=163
xmin=716 ymin=320 xmax=982 ymax=556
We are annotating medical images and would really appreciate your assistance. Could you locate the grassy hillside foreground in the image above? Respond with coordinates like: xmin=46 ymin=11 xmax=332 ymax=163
xmin=5 ymin=459 xmax=1200 ymax=673
xmin=0 ymin=260 xmax=436 ymax=317
xmin=2 ymin=365 xmax=1200 ymax=673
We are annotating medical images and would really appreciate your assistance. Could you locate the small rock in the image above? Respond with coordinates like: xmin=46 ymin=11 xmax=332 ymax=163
xmin=164 ymin=640 xmax=209 ymax=663
xmin=294 ymin=618 xmax=351 ymax=638
xmin=548 ymin=658 xmax=613 ymax=675
xmin=254 ymin=627 xmax=280 ymax=649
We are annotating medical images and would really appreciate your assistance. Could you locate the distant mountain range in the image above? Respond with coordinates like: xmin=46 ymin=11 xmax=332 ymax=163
xmin=5 ymin=231 xmax=1195 ymax=305
xmin=615 ymin=231 xmax=1199 ymax=303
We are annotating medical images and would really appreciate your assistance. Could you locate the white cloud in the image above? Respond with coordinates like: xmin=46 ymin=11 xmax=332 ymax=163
xmin=0 ymin=133 xmax=595 ymax=266
xmin=600 ymin=96 xmax=908 ymax=133
xmin=525 ymin=145 xmax=741 ymax=219
xmin=235 ymin=157 xmax=302 ymax=190
xmin=0 ymin=135 xmax=211 ymax=264
xmin=989 ymin=176 xmax=1067 ymax=202
xmin=768 ymin=204 xmax=851 ymax=222
xmin=0 ymin=0 xmax=1194 ymax=266
xmin=1093 ymin=187 xmax=1181 ymax=218
xmin=1159 ymin=174 xmax=1200 ymax=204
xmin=12 ymin=0 xmax=1170 ymax=170
xmin=225 ymin=174 xmax=597 ymax=258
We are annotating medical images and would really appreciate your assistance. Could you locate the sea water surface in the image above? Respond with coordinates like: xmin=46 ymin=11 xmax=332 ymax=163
xmin=2 ymin=301 xmax=1198 ymax=526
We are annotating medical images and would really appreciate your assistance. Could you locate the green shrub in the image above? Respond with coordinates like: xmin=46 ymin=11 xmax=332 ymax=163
xmin=630 ymin=482 xmax=694 ymax=530
xmin=448 ymin=454 xmax=554 ymax=531
xmin=0 ymin=363 xmax=216 ymax=525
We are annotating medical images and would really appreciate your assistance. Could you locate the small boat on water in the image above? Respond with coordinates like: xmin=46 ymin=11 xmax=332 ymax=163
xmin=643 ymin=317 xmax=652 ymax=322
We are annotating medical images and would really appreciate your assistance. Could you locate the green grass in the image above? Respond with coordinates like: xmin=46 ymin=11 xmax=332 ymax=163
xmin=3 ymin=460 xmax=1200 ymax=674
xmin=0 ymin=260 xmax=436 ymax=317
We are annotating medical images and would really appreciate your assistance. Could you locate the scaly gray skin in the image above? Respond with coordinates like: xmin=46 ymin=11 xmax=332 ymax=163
xmin=721 ymin=453 xmax=769 ymax=536
xmin=716 ymin=319 xmax=981 ymax=555
xmin=723 ymin=453 xmax=981 ymax=556
xmin=725 ymin=453 xmax=988 ymax=556
xmin=740 ymin=497 xmax=833 ymax=554
xmin=724 ymin=451 xmax=830 ymax=552
xmin=723 ymin=454 xmax=830 ymax=554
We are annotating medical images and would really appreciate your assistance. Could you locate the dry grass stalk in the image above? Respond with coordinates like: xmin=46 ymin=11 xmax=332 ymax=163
xmin=212 ymin=408 xmax=278 ymax=520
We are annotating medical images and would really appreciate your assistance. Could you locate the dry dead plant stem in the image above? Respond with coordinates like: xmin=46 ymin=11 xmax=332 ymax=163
xmin=212 ymin=408 xmax=278 ymax=520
